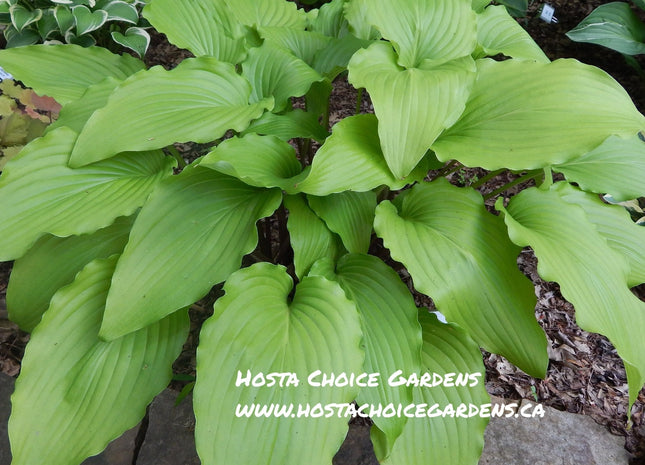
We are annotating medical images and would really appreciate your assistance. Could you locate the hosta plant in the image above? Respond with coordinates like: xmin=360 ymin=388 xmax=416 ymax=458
xmin=0 ymin=0 xmax=150 ymax=56
xmin=2 ymin=0 xmax=645 ymax=464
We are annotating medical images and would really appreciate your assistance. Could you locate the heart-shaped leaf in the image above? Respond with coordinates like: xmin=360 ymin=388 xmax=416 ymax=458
xmin=111 ymin=26 xmax=150 ymax=57
xmin=9 ymin=4 xmax=42 ymax=31
xmin=53 ymin=5 xmax=74 ymax=33
xmin=72 ymin=4 xmax=108 ymax=35
xmin=102 ymin=0 xmax=138 ymax=23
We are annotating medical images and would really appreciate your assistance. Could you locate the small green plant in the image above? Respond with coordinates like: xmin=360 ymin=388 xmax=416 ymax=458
xmin=0 ymin=0 xmax=150 ymax=56
xmin=1 ymin=0 xmax=645 ymax=464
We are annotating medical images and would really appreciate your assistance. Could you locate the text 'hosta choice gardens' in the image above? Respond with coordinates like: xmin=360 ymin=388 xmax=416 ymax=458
xmin=1 ymin=0 xmax=645 ymax=464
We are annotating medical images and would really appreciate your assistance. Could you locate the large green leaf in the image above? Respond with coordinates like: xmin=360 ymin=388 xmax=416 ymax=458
xmin=348 ymin=42 xmax=475 ymax=178
xmin=497 ymin=184 xmax=645 ymax=406
xmin=199 ymin=133 xmax=307 ymax=193
xmin=476 ymin=5 xmax=549 ymax=62
xmin=100 ymin=166 xmax=282 ymax=340
xmin=143 ymin=0 xmax=246 ymax=62
xmin=432 ymin=58 xmax=645 ymax=171
xmin=374 ymin=179 xmax=548 ymax=378
xmin=9 ymin=256 xmax=189 ymax=465
xmin=382 ymin=311 xmax=489 ymax=465
xmin=259 ymin=27 xmax=331 ymax=67
xmin=308 ymin=191 xmax=376 ymax=254
xmin=323 ymin=254 xmax=423 ymax=460
xmin=553 ymin=134 xmax=645 ymax=201
xmin=0 ymin=127 xmax=173 ymax=261
xmin=356 ymin=0 xmax=477 ymax=68
xmin=193 ymin=262 xmax=363 ymax=465
xmin=0 ymin=44 xmax=144 ymax=104
xmin=284 ymin=194 xmax=344 ymax=279
xmin=223 ymin=0 xmax=306 ymax=29
xmin=295 ymin=114 xmax=428 ymax=194
xmin=566 ymin=2 xmax=645 ymax=56
xmin=7 ymin=216 xmax=134 ymax=332
xmin=71 ymin=57 xmax=272 ymax=167
xmin=241 ymin=108 xmax=329 ymax=142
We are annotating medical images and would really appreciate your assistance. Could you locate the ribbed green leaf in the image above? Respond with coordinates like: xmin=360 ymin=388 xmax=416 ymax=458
xmin=553 ymin=134 xmax=645 ymax=201
xmin=241 ymin=108 xmax=329 ymax=142
xmin=357 ymin=0 xmax=477 ymax=68
xmin=309 ymin=0 xmax=348 ymax=38
xmin=374 ymin=179 xmax=548 ymax=378
xmin=308 ymin=191 xmax=376 ymax=254
xmin=382 ymin=311 xmax=489 ymax=465
xmin=476 ymin=5 xmax=549 ymax=62
xmin=566 ymin=2 xmax=645 ymax=56
xmin=0 ymin=127 xmax=173 ymax=261
xmin=553 ymin=182 xmax=645 ymax=288
xmin=330 ymin=254 xmax=423 ymax=460
xmin=259 ymin=27 xmax=331 ymax=67
xmin=193 ymin=262 xmax=363 ymax=465
xmin=224 ymin=0 xmax=306 ymax=29
xmin=7 ymin=216 xmax=134 ymax=332
xmin=348 ymin=42 xmax=475 ymax=178
xmin=241 ymin=42 xmax=323 ymax=112
xmin=143 ymin=0 xmax=245 ymax=61
xmin=71 ymin=57 xmax=272 ymax=167
xmin=497 ymin=184 xmax=645 ymax=406
xmin=0 ymin=44 xmax=144 ymax=104
xmin=313 ymin=35 xmax=373 ymax=80
xmin=100 ymin=166 xmax=282 ymax=340
xmin=344 ymin=0 xmax=381 ymax=40
xmin=9 ymin=256 xmax=189 ymax=465
xmin=432 ymin=58 xmax=645 ymax=171
xmin=472 ymin=0 xmax=491 ymax=13
xmin=199 ymin=133 xmax=307 ymax=193
xmin=284 ymin=194 xmax=344 ymax=279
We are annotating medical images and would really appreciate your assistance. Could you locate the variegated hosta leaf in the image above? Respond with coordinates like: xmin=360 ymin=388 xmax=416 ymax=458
xmin=382 ymin=311 xmax=489 ymax=465
xmin=71 ymin=57 xmax=273 ymax=167
xmin=100 ymin=166 xmax=282 ymax=340
xmin=348 ymin=42 xmax=476 ymax=179
xmin=550 ymin=182 xmax=645 ymax=288
xmin=295 ymin=114 xmax=429 ymax=194
xmin=241 ymin=42 xmax=323 ymax=112
xmin=374 ymin=178 xmax=548 ymax=378
xmin=553 ymin=134 xmax=645 ymax=201
xmin=223 ymin=0 xmax=306 ymax=30
xmin=308 ymin=191 xmax=376 ymax=254
xmin=497 ymin=184 xmax=645 ymax=406
xmin=102 ymin=0 xmax=138 ymax=23
xmin=356 ymin=0 xmax=477 ymax=68
xmin=241 ymin=108 xmax=329 ymax=143
xmin=199 ymin=133 xmax=307 ymax=193
xmin=111 ymin=27 xmax=150 ymax=58
xmin=193 ymin=262 xmax=363 ymax=465
xmin=9 ymin=256 xmax=189 ymax=465
xmin=323 ymin=254 xmax=422 ymax=460
xmin=71 ymin=5 xmax=108 ymax=35
xmin=0 ymin=127 xmax=173 ymax=261
xmin=0 ymin=44 xmax=144 ymax=104
xmin=143 ymin=0 xmax=246 ymax=62
xmin=476 ymin=5 xmax=549 ymax=62
xmin=7 ymin=216 xmax=134 ymax=332
xmin=284 ymin=194 xmax=344 ymax=279
xmin=432 ymin=58 xmax=645 ymax=171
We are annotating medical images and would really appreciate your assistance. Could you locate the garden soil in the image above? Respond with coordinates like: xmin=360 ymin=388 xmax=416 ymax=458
xmin=2 ymin=0 xmax=645 ymax=462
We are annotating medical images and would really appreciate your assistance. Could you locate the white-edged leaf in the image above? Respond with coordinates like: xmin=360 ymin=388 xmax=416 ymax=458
xmin=9 ymin=4 xmax=41 ymax=31
xmin=102 ymin=0 xmax=138 ymax=23
xmin=111 ymin=27 xmax=150 ymax=58
xmin=72 ymin=4 xmax=107 ymax=35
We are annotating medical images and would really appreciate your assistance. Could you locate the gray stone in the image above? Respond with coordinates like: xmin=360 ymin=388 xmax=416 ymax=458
xmin=479 ymin=396 xmax=632 ymax=465
xmin=82 ymin=424 xmax=140 ymax=465
xmin=136 ymin=389 xmax=200 ymax=465
xmin=333 ymin=422 xmax=378 ymax=465
xmin=0 ymin=373 xmax=13 ymax=465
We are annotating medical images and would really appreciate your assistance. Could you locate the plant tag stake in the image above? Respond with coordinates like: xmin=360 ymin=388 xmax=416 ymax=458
xmin=539 ymin=4 xmax=558 ymax=23
xmin=0 ymin=66 xmax=12 ymax=81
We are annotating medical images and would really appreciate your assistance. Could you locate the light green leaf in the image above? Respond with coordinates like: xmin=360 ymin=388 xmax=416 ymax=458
xmin=308 ymin=191 xmax=376 ymax=254
xmin=329 ymin=254 xmax=422 ymax=460
xmin=374 ymin=179 xmax=548 ymax=378
xmin=553 ymin=134 xmax=645 ymax=201
xmin=223 ymin=0 xmax=306 ymax=30
xmin=284 ymin=194 xmax=344 ymax=279
xmin=0 ymin=44 xmax=144 ymax=105
xmin=566 ymin=2 xmax=645 ymax=56
xmin=241 ymin=108 xmax=329 ymax=142
xmin=71 ymin=57 xmax=272 ymax=167
xmin=472 ymin=0 xmax=491 ymax=13
xmin=0 ymin=127 xmax=173 ymax=261
xmin=344 ymin=0 xmax=381 ymax=40
xmin=7 ymin=216 xmax=134 ymax=332
xmin=312 ymin=34 xmax=373 ymax=80
xmin=553 ymin=182 xmax=645 ymax=287
xmin=72 ymin=4 xmax=107 ymax=35
xmin=193 ymin=262 xmax=363 ymax=465
xmin=382 ymin=310 xmax=489 ymax=465
xmin=111 ymin=27 xmax=150 ymax=58
xmin=348 ymin=43 xmax=475 ymax=178
xmin=309 ymin=0 xmax=348 ymax=38
xmin=9 ymin=4 xmax=41 ymax=31
xmin=143 ymin=0 xmax=246 ymax=62
xmin=296 ymin=114 xmax=428 ymax=194
xmin=199 ymin=133 xmax=306 ymax=193
xmin=259 ymin=27 xmax=331 ymax=67
xmin=356 ymin=0 xmax=477 ymax=68
xmin=476 ymin=5 xmax=549 ymax=62
xmin=432 ymin=58 xmax=645 ymax=171
xmin=241 ymin=42 xmax=323 ymax=112
xmin=102 ymin=0 xmax=138 ymax=23
xmin=497 ymin=185 xmax=645 ymax=406
xmin=100 ymin=166 xmax=282 ymax=340
xmin=9 ymin=256 xmax=189 ymax=465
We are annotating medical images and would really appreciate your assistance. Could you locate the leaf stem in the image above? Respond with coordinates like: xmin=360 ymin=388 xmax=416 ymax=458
xmin=433 ymin=160 xmax=462 ymax=179
xmin=355 ymin=88 xmax=364 ymax=115
xmin=166 ymin=145 xmax=187 ymax=169
xmin=470 ymin=168 xmax=506 ymax=189
xmin=483 ymin=170 xmax=542 ymax=200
